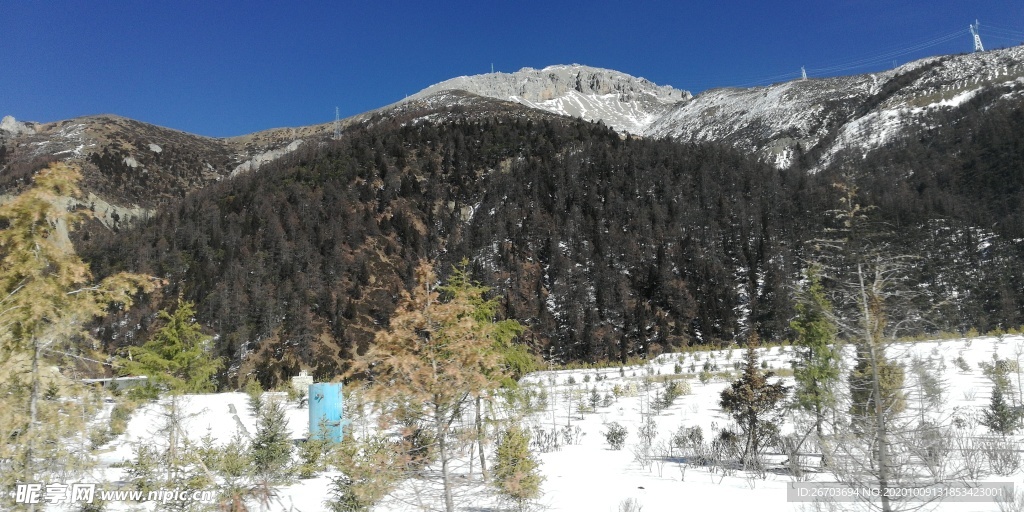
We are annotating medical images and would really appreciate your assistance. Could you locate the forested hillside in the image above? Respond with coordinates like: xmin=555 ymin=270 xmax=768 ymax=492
xmin=80 ymin=93 xmax=1024 ymax=386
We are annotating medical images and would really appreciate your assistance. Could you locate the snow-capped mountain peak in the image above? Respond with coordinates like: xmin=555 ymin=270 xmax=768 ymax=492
xmin=404 ymin=64 xmax=691 ymax=134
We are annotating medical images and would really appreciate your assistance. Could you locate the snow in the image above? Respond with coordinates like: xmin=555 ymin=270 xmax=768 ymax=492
xmin=511 ymin=90 xmax=664 ymax=135
xmin=73 ymin=335 xmax=1024 ymax=511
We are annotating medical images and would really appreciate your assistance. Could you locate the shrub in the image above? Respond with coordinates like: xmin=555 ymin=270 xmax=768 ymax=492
xmin=637 ymin=417 xmax=658 ymax=447
xmin=663 ymin=380 xmax=689 ymax=405
xmin=981 ymin=436 xmax=1022 ymax=476
xmin=955 ymin=356 xmax=971 ymax=373
xmin=603 ymin=422 xmax=628 ymax=450
xmin=619 ymin=497 xmax=643 ymax=512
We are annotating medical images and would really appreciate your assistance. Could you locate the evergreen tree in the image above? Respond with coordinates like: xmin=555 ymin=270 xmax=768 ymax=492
xmin=719 ymin=333 xmax=788 ymax=469
xmin=117 ymin=299 xmax=222 ymax=393
xmin=847 ymin=271 xmax=906 ymax=425
xmin=115 ymin=299 xmax=225 ymax=489
xmin=327 ymin=434 xmax=405 ymax=512
xmin=250 ymin=396 xmax=294 ymax=482
xmin=981 ymin=355 xmax=1021 ymax=436
xmin=982 ymin=384 xmax=1021 ymax=436
xmin=493 ymin=425 xmax=543 ymax=512
xmin=791 ymin=267 xmax=840 ymax=439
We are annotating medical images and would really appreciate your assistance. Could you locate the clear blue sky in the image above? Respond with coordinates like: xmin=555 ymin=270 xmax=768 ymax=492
xmin=3 ymin=1 xmax=1021 ymax=137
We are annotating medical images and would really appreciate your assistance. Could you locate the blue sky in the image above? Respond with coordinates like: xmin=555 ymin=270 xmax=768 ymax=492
xmin=3 ymin=1 xmax=1021 ymax=137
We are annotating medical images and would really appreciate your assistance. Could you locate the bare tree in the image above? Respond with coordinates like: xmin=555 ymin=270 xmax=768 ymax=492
xmin=812 ymin=181 xmax=955 ymax=511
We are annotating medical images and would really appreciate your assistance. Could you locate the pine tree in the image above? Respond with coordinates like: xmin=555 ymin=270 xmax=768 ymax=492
xmin=982 ymin=384 xmax=1021 ymax=436
xmin=250 ymin=396 xmax=294 ymax=482
xmin=719 ymin=333 xmax=788 ymax=469
xmin=791 ymin=267 xmax=840 ymax=439
xmin=327 ymin=434 xmax=405 ymax=512
xmin=441 ymin=259 xmax=528 ymax=481
xmin=847 ymin=273 xmax=906 ymax=425
xmin=493 ymin=425 xmax=543 ymax=512
xmin=981 ymin=355 xmax=1021 ymax=436
xmin=117 ymin=299 xmax=222 ymax=393
xmin=115 ymin=299 xmax=225 ymax=489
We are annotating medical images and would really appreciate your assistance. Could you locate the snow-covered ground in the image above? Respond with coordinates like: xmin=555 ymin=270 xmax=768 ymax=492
xmin=86 ymin=335 xmax=1024 ymax=511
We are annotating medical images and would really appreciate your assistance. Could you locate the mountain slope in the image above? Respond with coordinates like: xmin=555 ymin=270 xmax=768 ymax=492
xmin=648 ymin=46 xmax=1024 ymax=167
xmin=80 ymin=90 xmax=1024 ymax=385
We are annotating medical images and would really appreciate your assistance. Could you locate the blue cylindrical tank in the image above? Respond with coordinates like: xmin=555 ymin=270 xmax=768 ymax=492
xmin=309 ymin=382 xmax=345 ymax=443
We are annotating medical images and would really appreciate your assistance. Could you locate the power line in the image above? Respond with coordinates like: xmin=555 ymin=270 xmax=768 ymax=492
xmin=807 ymin=29 xmax=965 ymax=75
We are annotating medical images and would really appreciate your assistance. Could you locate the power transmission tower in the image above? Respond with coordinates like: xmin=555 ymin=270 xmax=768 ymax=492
xmin=970 ymin=20 xmax=985 ymax=52
xmin=333 ymin=106 xmax=341 ymax=140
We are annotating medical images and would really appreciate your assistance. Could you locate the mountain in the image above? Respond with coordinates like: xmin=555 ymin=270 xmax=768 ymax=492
xmin=79 ymin=86 xmax=1024 ymax=386
xmin=6 ymin=47 xmax=1024 ymax=386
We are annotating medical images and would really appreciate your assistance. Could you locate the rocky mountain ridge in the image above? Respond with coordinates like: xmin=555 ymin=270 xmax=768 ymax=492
xmin=406 ymin=47 xmax=1024 ymax=168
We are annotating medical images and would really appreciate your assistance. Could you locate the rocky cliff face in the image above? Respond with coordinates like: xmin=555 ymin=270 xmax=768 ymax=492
xmin=0 ymin=116 xmax=38 ymax=137
xmin=405 ymin=64 xmax=691 ymax=134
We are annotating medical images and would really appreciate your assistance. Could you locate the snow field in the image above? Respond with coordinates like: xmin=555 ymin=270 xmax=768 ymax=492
xmin=93 ymin=335 xmax=1024 ymax=511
